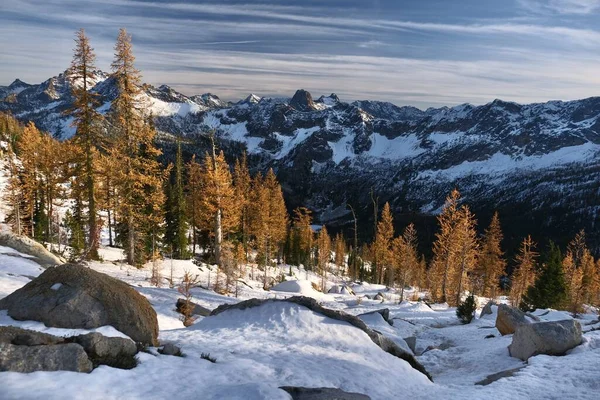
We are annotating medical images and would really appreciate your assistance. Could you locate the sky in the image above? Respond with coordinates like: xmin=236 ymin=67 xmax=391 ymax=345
xmin=3 ymin=0 xmax=600 ymax=108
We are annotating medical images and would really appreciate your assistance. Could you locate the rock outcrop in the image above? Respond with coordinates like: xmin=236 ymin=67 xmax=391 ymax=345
xmin=280 ymin=386 xmax=371 ymax=400
xmin=0 ymin=264 xmax=159 ymax=346
xmin=0 ymin=230 xmax=63 ymax=267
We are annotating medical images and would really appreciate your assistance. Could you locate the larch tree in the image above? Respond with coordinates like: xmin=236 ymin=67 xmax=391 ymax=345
xmin=374 ymin=202 xmax=394 ymax=286
xmin=68 ymin=28 xmax=103 ymax=259
xmin=249 ymin=169 xmax=288 ymax=288
xmin=290 ymin=207 xmax=314 ymax=269
xmin=317 ymin=225 xmax=331 ymax=292
xmin=451 ymin=206 xmax=478 ymax=307
xmin=510 ymin=235 xmax=538 ymax=307
xmin=333 ymin=233 xmax=346 ymax=275
xmin=233 ymin=152 xmax=251 ymax=258
xmin=394 ymin=223 xmax=420 ymax=302
xmin=2 ymin=141 xmax=27 ymax=235
xmin=429 ymin=189 xmax=461 ymax=303
xmin=199 ymin=141 xmax=238 ymax=266
xmin=109 ymin=28 xmax=164 ymax=266
xmin=563 ymin=231 xmax=595 ymax=314
xmin=476 ymin=212 xmax=506 ymax=297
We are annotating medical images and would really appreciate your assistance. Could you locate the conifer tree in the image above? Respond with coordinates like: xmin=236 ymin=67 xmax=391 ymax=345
xmin=563 ymin=231 xmax=595 ymax=314
xmin=510 ymin=235 xmax=538 ymax=307
xmin=317 ymin=225 xmax=331 ymax=292
xmin=521 ymin=242 xmax=567 ymax=311
xmin=199 ymin=142 xmax=238 ymax=266
xmin=334 ymin=233 xmax=346 ymax=275
xmin=394 ymin=223 xmax=420 ymax=302
xmin=164 ymin=139 xmax=189 ymax=259
xmin=290 ymin=207 xmax=313 ymax=268
xmin=2 ymin=142 xmax=27 ymax=235
xmin=233 ymin=152 xmax=251 ymax=257
xmin=374 ymin=202 xmax=394 ymax=285
xmin=451 ymin=206 xmax=478 ymax=306
xmin=476 ymin=212 xmax=505 ymax=297
xmin=68 ymin=28 xmax=103 ymax=259
xmin=109 ymin=28 xmax=164 ymax=266
xmin=429 ymin=189 xmax=461 ymax=302
xmin=185 ymin=155 xmax=202 ymax=255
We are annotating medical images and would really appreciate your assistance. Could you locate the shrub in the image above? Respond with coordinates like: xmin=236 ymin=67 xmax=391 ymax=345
xmin=200 ymin=352 xmax=217 ymax=363
xmin=456 ymin=294 xmax=476 ymax=324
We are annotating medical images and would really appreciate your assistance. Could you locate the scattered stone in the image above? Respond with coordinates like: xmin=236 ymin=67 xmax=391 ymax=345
xmin=480 ymin=301 xmax=495 ymax=317
xmin=71 ymin=333 xmax=138 ymax=369
xmin=159 ymin=343 xmax=182 ymax=357
xmin=484 ymin=334 xmax=495 ymax=339
xmin=176 ymin=298 xmax=211 ymax=317
xmin=358 ymin=309 xmax=393 ymax=326
xmin=0 ymin=264 xmax=159 ymax=346
xmin=403 ymin=336 xmax=417 ymax=353
xmin=373 ymin=292 xmax=385 ymax=301
xmin=475 ymin=367 xmax=526 ymax=386
xmin=508 ymin=319 xmax=582 ymax=361
xmin=212 ymin=296 xmax=432 ymax=381
xmin=327 ymin=285 xmax=356 ymax=296
xmin=280 ymin=386 xmax=371 ymax=400
xmin=495 ymin=304 xmax=529 ymax=335
xmin=0 ymin=342 xmax=92 ymax=373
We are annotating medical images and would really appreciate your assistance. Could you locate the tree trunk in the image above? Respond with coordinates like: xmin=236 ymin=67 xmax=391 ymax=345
xmin=214 ymin=209 xmax=222 ymax=266
xmin=127 ymin=216 xmax=135 ymax=265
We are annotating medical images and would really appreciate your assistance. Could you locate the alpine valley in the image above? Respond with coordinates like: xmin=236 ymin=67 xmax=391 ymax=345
xmin=2 ymin=69 xmax=600 ymax=260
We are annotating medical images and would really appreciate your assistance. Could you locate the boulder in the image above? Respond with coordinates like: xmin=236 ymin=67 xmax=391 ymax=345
xmin=480 ymin=301 xmax=495 ymax=317
xmin=358 ymin=308 xmax=393 ymax=326
xmin=0 ymin=325 xmax=63 ymax=346
xmin=72 ymin=333 xmax=138 ymax=369
xmin=0 ymin=230 xmax=64 ymax=267
xmin=495 ymin=304 xmax=528 ymax=335
xmin=159 ymin=343 xmax=182 ymax=356
xmin=280 ymin=386 xmax=371 ymax=400
xmin=404 ymin=336 xmax=417 ymax=353
xmin=0 ymin=264 xmax=159 ymax=346
xmin=373 ymin=292 xmax=385 ymax=301
xmin=0 ymin=342 xmax=92 ymax=373
xmin=508 ymin=319 xmax=582 ymax=361
xmin=176 ymin=298 xmax=211 ymax=317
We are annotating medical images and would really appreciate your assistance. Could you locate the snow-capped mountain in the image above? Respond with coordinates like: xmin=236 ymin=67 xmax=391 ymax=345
xmin=2 ymin=70 xmax=600 ymax=251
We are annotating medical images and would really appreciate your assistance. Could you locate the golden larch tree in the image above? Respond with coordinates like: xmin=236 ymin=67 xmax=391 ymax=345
xmin=510 ymin=235 xmax=538 ymax=307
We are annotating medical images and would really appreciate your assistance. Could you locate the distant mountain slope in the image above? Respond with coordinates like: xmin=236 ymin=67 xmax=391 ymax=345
xmin=2 ymin=70 xmax=600 ymax=253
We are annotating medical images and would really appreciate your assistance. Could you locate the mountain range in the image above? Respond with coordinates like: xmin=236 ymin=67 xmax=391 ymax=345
xmin=2 ymin=69 xmax=600 ymax=258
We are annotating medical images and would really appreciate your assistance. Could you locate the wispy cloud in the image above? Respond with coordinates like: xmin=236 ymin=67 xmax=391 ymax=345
xmin=517 ymin=0 xmax=600 ymax=15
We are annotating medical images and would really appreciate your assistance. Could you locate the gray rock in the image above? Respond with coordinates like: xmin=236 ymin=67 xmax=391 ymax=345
xmin=0 ymin=326 xmax=63 ymax=346
xmin=358 ymin=308 xmax=392 ymax=326
xmin=0 ymin=230 xmax=64 ymax=267
xmin=0 ymin=264 xmax=159 ymax=346
xmin=72 ymin=333 xmax=138 ymax=369
xmin=280 ymin=386 xmax=371 ymax=400
xmin=158 ymin=343 xmax=182 ymax=356
xmin=212 ymin=296 xmax=432 ymax=381
xmin=404 ymin=336 xmax=417 ymax=353
xmin=0 ymin=342 xmax=92 ymax=373
xmin=475 ymin=367 xmax=526 ymax=386
xmin=176 ymin=298 xmax=211 ymax=317
xmin=480 ymin=301 xmax=495 ymax=317
xmin=373 ymin=292 xmax=385 ymax=301
xmin=508 ymin=319 xmax=582 ymax=361
xmin=495 ymin=304 xmax=529 ymax=335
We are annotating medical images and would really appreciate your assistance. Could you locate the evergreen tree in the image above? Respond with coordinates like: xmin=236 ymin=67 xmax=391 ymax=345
xmin=185 ymin=155 xmax=202 ymax=255
xmin=333 ymin=233 xmax=346 ymax=275
xmin=476 ymin=212 xmax=505 ymax=297
xmin=68 ymin=28 xmax=103 ymax=259
xmin=520 ymin=242 xmax=567 ymax=311
xmin=290 ymin=207 xmax=313 ymax=268
xmin=164 ymin=139 xmax=189 ymax=259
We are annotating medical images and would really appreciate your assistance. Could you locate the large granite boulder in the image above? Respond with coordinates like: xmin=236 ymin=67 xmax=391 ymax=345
xmin=480 ymin=301 xmax=495 ymax=317
xmin=495 ymin=304 xmax=529 ymax=335
xmin=0 ymin=264 xmax=158 ymax=346
xmin=0 ymin=342 xmax=92 ymax=373
xmin=508 ymin=319 xmax=582 ymax=361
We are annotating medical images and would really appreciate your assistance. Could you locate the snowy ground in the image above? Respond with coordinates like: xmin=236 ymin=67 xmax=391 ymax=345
xmin=0 ymin=244 xmax=599 ymax=399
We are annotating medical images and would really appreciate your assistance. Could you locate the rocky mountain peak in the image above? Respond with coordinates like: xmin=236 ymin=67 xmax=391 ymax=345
xmin=290 ymin=89 xmax=317 ymax=112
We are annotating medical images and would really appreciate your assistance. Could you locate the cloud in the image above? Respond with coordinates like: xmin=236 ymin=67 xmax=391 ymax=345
xmin=517 ymin=0 xmax=600 ymax=15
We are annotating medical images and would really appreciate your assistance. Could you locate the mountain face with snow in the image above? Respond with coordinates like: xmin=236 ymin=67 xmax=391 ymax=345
xmin=2 ymin=70 xmax=600 ymax=252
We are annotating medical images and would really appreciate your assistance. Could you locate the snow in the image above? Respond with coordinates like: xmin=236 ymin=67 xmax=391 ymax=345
xmin=274 ymin=127 xmax=319 ymax=159
xmin=269 ymin=279 xmax=327 ymax=300
xmin=0 ymin=243 xmax=599 ymax=399
xmin=50 ymin=283 xmax=62 ymax=291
